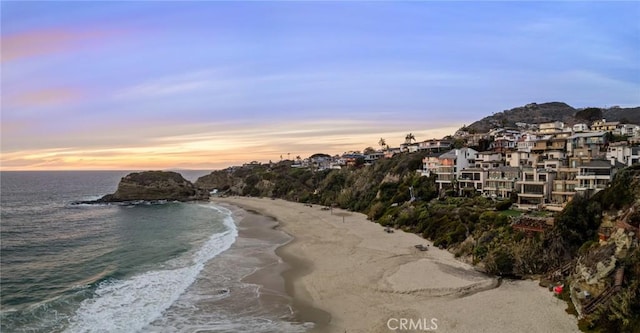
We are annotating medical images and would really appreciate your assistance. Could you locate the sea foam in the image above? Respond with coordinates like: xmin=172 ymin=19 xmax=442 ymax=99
xmin=65 ymin=205 xmax=238 ymax=333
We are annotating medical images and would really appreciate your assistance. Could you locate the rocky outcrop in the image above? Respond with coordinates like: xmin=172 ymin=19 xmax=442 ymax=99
xmin=195 ymin=169 xmax=240 ymax=191
xmin=97 ymin=171 xmax=209 ymax=203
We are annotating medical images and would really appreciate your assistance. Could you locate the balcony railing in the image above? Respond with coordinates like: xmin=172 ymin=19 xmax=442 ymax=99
xmin=578 ymin=171 xmax=611 ymax=176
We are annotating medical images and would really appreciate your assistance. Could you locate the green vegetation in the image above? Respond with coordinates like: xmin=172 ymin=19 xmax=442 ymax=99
xmin=575 ymin=107 xmax=603 ymax=122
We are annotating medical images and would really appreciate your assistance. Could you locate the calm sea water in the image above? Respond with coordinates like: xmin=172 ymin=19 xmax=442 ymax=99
xmin=0 ymin=171 xmax=306 ymax=333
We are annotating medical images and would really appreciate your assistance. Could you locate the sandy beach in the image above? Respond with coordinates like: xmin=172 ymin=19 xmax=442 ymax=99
xmin=213 ymin=197 xmax=579 ymax=333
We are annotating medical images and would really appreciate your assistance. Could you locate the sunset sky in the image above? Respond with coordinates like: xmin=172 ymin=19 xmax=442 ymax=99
xmin=2 ymin=1 xmax=639 ymax=171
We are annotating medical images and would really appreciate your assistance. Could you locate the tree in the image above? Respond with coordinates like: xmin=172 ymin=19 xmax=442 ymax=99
xmin=405 ymin=133 xmax=416 ymax=144
xmin=575 ymin=108 xmax=603 ymax=122
xmin=363 ymin=147 xmax=376 ymax=155
xmin=452 ymin=138 xmax=466 ymax=149
xmin=378 ymin=138 xmax=387 ymax=150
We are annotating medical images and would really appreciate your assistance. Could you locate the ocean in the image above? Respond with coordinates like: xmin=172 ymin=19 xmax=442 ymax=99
xmin=0 ymin=171 xmax=308 ymax=332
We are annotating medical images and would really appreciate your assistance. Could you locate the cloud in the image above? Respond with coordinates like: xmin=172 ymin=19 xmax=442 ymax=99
xmin=1 ymin=28 xmax=121 ymax=63
xmin=115 ymin=74 xmax=211 ymax=99
xmin=5 ymin=87 xmax=83 ymax=107
xmin=0 ymin=117 xmax=461 ymax=170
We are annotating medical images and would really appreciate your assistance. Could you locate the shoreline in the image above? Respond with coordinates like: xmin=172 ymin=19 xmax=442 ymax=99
xmin=214 ymin=203 xmax=331 ymax=331
xmin=213 ymin=197 xmax=579 ymax=333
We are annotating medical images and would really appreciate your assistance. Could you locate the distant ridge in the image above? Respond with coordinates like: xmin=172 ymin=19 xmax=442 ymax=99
xmin=465 ymin=102 xmax=640 ymax=133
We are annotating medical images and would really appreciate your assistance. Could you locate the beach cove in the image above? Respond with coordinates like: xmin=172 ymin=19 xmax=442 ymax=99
xmin=213 ymin=197 xmax=580 ymax=333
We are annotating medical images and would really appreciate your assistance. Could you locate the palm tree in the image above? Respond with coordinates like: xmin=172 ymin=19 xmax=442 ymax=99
xmin=405 ymin=133 xmax=416 ymax=144
xmin=378 ymin=138 xmax=386 ymax=150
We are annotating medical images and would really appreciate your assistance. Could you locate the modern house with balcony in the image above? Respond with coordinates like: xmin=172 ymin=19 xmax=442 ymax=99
xmin=434 ymin=148 xmax=478 ymax=191
xmin=458 ymin=168 xmax=487 ymax=196
xmin=510 ymin=133 xmax=542 ymax=167
xmin=530 ymin=136 xmax=567 ymax=167
xmin=538 ymin=121 xmax=565 ymax=134
xmin=607 ymin=142 xmax=640 ymax=167
xmin=420 ymin=153 xmax=444 ymax=177
xmin=572 ymin=123 xmax=589 ymax=132
xmin=575 ymin=160 xmax=619 ymax=197
xmin=591 ymin=119 xmax=620 ymax=132
xmin=567 ymin=131 xmax=608 ymax=159
xmin=400 ymin=142 xmax=420 ymax=153
xmin=484 ymin=166 xmax=520 ymax=199
xmin=418 ymin=139 xmax=452 ymax=153
xmin=549 ymin=166 xmax=579 ymax=211
xmin=508 ymin=150 xmax=534 ymax=167
xmin=516 ymin=167 xmax=556 ymax=209
xmin=475 ymin=151 xmax=504 ymax=169
xmin=613 ymin=124 xmax=640 ymax=137
xmin=491 ymin=132 xmax=519 ymax=153
xmin=364 ymin=151 xmax=385 ymax=165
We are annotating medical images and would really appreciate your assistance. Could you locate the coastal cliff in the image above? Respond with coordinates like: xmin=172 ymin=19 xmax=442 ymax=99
xmin=98 ymin=171 xmax=209 ymax=202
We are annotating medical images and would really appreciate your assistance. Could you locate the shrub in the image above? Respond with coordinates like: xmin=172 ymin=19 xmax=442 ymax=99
xmin=495 ymin=200 xmax=512 ymax=211
xmin=485 ymin=247 xmax=514 ymax=276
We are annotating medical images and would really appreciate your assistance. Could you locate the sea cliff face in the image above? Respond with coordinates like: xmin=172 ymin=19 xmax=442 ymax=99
xmin=98 ymin=171 xmax=209 ymax=202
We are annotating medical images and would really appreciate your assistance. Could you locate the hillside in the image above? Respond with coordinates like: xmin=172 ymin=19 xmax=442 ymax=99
xmin=557 ymin=165 xmax=640 ymax=332
xmin=196 ymin=158 xmax=640 ymax=332
xmin=466 ymin=102 xmax=640 ymax=133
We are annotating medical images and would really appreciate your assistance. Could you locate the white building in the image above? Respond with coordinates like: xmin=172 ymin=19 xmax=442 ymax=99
xmin=607 ymin=142 xmax=640 ymax=166
xmin=575 ymin=160 xmax=617 ymax=197
xmin=614 ymin=124 xmax=640 ymax=137
xmin=475 ymin=151 xmax=504 ymax=169
xmin=572 ymin=123 xmax=589 ymax=132
xmin=434 ymin=148 xmax=478 ymax=191
xmin=538 ymin=121 xmax=565 ymax=134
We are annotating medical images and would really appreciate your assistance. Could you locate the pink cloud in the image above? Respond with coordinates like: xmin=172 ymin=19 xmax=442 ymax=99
xmin=1 ymin=28 xmax=121 ymax=63
xmin=7 ymin=87 xmax=82 ymax=107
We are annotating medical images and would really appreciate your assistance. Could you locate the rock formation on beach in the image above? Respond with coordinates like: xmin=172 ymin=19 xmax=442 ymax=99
xmin=97 ymin=171 xmax=209 ymax=202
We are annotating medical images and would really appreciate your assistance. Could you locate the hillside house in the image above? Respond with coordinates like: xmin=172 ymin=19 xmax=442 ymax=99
xmin=575 ymin=160 xmax=619 ymax=197
xmin=516 ymin=168 xmax=556 ymax=209
xmin=400 ymin=142 xmax=420 ymax=153
xmin=484 ymin=166 xmax=519 ymax=199
xmin=491 ymin=136 xmax=518 ymax=153
xmin=573 ymin=123 xmax=589 ymax=132
xmin=607 ymin=142 xmax=640 ymax=166
xmin=418 ymin=139 xmax=452 ymax=153
xmin=614 ymin=124 xmax=640 ymax=137
xmin=549 ymin=165 xmax=579 ymax=211
xmin=420 ymin=153 xmax=443 ymax=177
xmin=538 ymin=121 xmax=565 ymax=134
xmin=591 ymin=119 xmax=620 ymax=132
xmin=475 ymin=151 xmax=504 ymax=169
xmin=364 ymin=152 xmax=385 ymax=165
xmin=567 ymin=132 xmax=608 ymax=159
xmin=458 ymin=168 xmax=487 ymax=196
xmin=531 ymin=137 xmax=567 ymax=169
xmin=434 ymin=148 xmax=478 ymax=191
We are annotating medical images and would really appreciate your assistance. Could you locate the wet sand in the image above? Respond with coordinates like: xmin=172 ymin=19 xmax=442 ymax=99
xmin=214 ymin=197 xmax=579 ymax=333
